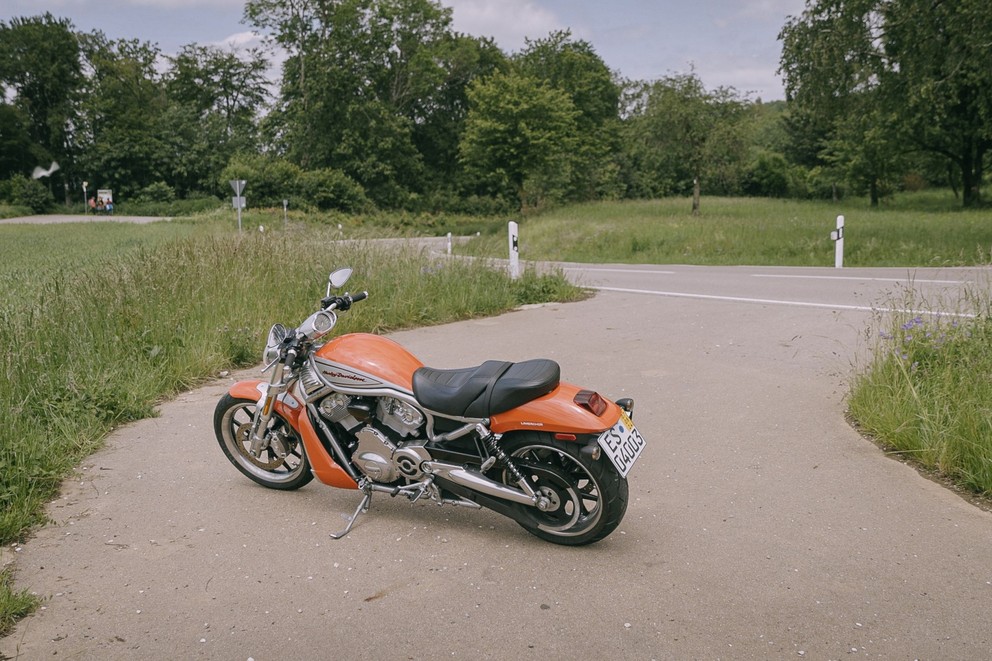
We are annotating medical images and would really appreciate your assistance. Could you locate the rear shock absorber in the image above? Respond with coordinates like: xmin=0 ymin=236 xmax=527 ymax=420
xmin=481 ymin=433 xmax=536 ymax=499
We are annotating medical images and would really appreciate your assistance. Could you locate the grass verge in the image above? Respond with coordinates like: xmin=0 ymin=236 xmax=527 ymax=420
xmin=464 ymin=195 xmax=992 ymax=266
xmin=848 ymin=284 xmax=992 ymax=498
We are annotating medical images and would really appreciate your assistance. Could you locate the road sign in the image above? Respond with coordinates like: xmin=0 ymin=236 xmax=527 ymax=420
xmin=229 ymin=179 xmax=246 ymax=196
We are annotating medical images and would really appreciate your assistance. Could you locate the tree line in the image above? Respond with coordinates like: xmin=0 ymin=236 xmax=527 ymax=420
xmin=1 ymin=0 xmax=989 ymax=215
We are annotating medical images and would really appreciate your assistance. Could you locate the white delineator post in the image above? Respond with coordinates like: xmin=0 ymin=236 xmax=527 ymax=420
xmin=831 ymin=214 xmax=845 ymax=268
xmin=447 ymin=232 xmax=452 ymax=256
xmin=508 ymin=221 xmax=520 ymax=280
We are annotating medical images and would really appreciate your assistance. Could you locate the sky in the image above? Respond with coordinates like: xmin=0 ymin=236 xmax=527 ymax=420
xmin=2 ymin=0 xmax=809 ymax=100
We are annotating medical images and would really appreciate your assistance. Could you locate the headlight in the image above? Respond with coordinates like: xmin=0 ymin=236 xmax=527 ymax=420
xmin=263 ymin=323 xmax=289 ymax=364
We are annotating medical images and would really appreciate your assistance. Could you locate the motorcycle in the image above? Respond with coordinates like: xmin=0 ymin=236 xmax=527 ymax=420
xmin=213 ymin=268 xmax=645 ymax=545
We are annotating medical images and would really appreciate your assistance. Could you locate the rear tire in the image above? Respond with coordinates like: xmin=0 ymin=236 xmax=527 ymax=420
xmin=499 ymin=433 xmax=628 ymax=546
xmin=214 ymin=394 xmax=313 ymax=490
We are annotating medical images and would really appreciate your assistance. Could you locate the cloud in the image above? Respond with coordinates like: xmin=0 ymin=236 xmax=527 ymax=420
xmin=211 ymin=30 xmax=263 ymax=50
xmin=119 ymin=0 xmax=244 ymax=8
xmin=441 ymin=0 xmax=563 ymax=52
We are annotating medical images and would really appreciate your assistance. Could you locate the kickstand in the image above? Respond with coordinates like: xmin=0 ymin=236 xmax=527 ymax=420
xmin=330 ymin=490 xmax=372 ymax=540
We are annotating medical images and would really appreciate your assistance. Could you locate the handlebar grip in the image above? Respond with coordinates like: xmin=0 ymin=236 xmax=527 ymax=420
xmin=350 ymin=291 xmax=369 ymax=303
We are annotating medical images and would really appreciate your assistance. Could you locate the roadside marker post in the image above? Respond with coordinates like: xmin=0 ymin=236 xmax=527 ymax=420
xmin=508 ymin=221 xmax=520 ymax=280
xmin=447 ymin=232 xmax=452 ymax=256
xmin=830 ymin=215 xmax=845 ymax=268
xmin=229 ymin=179 xmax=247 ymax=234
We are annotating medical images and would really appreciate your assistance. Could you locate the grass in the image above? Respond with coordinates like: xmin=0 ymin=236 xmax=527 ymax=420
xmin=0 ymin=215 xmax=581 ymax=631
xmin=848 ymin=285 xmax=992 ymax=497
xmin=464 ymin=194 xmax=992 ymax=266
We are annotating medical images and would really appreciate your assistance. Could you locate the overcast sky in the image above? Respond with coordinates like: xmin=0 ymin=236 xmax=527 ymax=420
xmin=2 ymin=0 xmax=808 ymax=100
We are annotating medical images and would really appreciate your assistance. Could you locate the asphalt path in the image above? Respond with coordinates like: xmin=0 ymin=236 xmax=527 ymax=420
xmin=3 ymin=261 xmax=991 ymax=660
xmin=0 ymin=214 xmax=169 ymax=225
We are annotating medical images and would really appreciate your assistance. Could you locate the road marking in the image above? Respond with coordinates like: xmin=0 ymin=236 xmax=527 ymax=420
xmin=563 ymin=267 xmax=677 ymax=275
xmin=750 ymin=274 xmax=972 ymax=284
xmin=592 ymin=286 xmax=976 ymax=318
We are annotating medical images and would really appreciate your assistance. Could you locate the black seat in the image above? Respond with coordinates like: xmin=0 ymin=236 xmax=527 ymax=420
xmin=412 ymin=359 xmax=560 ymax=418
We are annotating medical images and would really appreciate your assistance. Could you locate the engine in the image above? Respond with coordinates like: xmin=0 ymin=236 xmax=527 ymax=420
xmin=316 ymin=392 xmax=430 ymax=483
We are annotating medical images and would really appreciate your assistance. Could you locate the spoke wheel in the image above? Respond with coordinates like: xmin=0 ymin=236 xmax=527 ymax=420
xmin=500 ymin=433 xmax=627 ymax=546
xmin=214 ymin=394 xmax=313 ymax=490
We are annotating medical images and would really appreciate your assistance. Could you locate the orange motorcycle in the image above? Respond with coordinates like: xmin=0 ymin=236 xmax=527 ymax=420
xmin=214 ymin=268 xmax=644 ymax=545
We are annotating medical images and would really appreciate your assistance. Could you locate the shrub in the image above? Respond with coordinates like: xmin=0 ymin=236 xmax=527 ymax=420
xmin=221 ymin=154 xmax=372 ymax=212
xmin=137 ymin=181 xmax=176 ymax=203
xmin=297 ymin=168 xmax=371 ymax=212
xmin=7 ymin=175 xmax=53 ymax=213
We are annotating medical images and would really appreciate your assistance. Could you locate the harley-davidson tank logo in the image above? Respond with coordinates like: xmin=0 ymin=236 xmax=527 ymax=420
xmin=312 ymin=357 xmax=385 ymax=389
xmin=323 ymin=370 xmax=367 ymax=383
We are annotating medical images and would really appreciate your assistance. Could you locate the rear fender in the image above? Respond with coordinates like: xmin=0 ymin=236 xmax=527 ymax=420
xmin=489 ymin=381 xmax=621 ymax=436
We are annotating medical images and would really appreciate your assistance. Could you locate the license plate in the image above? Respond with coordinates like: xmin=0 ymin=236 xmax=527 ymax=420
xmin=597 ymin=411 xmax=645 ymax=477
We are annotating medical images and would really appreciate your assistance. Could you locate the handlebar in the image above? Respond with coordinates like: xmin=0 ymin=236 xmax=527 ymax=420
xmin=322 ymin=291 xmax=369 ymax=311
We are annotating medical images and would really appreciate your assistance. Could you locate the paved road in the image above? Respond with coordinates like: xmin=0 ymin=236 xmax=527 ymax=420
xmin=3 ymin=263 xmax=991 ymax=660
xmin=0 ymin=214 xmax=170 ymax=225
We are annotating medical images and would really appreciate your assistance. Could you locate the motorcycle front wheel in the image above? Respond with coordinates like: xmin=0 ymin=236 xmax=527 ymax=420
xmin=500 ymin=433 xmax=628 ymax=546
xmin=213 ymin=394 xmax=313 ymax=490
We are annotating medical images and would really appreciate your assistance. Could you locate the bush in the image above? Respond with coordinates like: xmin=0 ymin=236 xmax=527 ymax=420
xmin=7 ymin=175 xmax=53 ymax=213
xmin=220 ymin=154 xmax=372 ymax=212
xmin=744 ymin=152 xmax=790 ymax=197
xmin=297 ymin=168 xmax=371 ymax=212
xmin=136 ymin=181 xmax=176 ymax=203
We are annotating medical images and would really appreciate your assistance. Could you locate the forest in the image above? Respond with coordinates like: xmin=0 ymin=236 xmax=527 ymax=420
xmin=1 ymin=0 xmax=990 ymax=215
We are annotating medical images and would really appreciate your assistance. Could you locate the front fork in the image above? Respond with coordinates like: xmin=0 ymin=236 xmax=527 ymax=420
xmin=249 ymin=354 xmax=295 ymax=458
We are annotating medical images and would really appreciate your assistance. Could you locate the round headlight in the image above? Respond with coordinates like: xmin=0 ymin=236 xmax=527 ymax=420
xmin=263 ymin=323 xmax=288 ymax=364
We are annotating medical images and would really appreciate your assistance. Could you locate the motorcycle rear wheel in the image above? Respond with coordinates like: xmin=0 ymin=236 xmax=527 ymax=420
xmin=500 ymin=433 xmax=628 ymax=546
xmin=214 ymin=394 xmax=313 ymax=490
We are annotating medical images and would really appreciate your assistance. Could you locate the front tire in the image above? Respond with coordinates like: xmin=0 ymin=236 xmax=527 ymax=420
xmin=499 ymin=433 xmax=628 ymax=546
xmin=214 ymin=394 xmax=313 ymax=490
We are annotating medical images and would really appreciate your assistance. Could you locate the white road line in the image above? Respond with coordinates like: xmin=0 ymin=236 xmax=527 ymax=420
xmin=563 ymin=267 xmax=677 ymax=275
xmin=592 ymin=286 xmax=976 ymax=318
xmin=750 ymin=274 xmax=971 ymax=284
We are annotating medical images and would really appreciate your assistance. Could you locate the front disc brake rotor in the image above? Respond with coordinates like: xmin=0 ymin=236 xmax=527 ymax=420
xmin=235 ymin=422 xmax=287 ymax=471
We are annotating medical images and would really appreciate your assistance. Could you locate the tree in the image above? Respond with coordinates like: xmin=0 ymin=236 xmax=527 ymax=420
xmin=0 ymin=13 xmax=84 ymax=196
xmin=779 ymin=0 xmax=992 ymax=207
xmin=621 ymin=72 xmax=750 ymax=213
xmin=164 ymin=45 xmax=270 ymax=195
xmin=459 ymin=71 xmax=579 ymax=211
xmin=246 ymin=0 xmax=483 ymax=207
xmin=0 ymin=103 xmax=42 ymax=180
xmin=515 ymin=31 xmax=622 ymax=200
xmin=76 ymin=34 xmax=171 ymax=199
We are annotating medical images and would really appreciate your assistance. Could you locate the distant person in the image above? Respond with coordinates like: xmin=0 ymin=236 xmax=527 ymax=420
xmin=105 ymin=199 xmax=114 ymax=215
xmin=96 ymin=197 xmax=104 ymax=213
xmin=88 ymin=196 xmax=96 ymax=213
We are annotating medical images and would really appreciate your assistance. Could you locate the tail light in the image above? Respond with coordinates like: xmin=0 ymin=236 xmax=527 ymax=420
xmin=574 ymin=390 xmax=608 ymax=416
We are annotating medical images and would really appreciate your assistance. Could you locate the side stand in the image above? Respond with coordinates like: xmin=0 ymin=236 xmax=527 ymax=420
xmin=330 ymin=490 xmax=372 ymax=539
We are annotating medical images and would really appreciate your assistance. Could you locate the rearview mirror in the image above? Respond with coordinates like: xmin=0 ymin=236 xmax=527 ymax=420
xmin=327 ymin=268 xmax=353 ymax=295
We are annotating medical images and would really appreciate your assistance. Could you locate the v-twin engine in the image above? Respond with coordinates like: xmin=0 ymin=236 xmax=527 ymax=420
xmin=317 ymin=392 xmax=430 ymax=484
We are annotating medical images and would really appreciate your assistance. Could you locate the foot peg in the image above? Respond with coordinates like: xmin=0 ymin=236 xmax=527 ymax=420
xmin=330 ymin=491 xmax=371 ymax=539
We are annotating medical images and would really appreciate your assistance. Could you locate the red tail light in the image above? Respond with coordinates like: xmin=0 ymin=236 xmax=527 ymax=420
xmin=574 ymin=390 xmax=608 ymax=416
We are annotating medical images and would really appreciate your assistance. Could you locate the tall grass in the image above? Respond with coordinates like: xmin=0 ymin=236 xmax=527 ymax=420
xmin=848 ymin=286 xmax=992 ymax=496
xmin=465 ymin=195 xmax=992 ymax=266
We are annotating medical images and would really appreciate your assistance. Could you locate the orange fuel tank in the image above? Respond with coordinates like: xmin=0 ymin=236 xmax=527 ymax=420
xmin=313 ymin=333 xmax=424 ymax=391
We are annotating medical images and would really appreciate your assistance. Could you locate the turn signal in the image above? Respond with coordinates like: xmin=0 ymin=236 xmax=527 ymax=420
xmin=574 ymin=390 xmax=608 ymax=416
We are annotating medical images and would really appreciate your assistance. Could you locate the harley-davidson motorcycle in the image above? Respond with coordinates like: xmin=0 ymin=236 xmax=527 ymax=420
xmin=213 ymin=268 xmax=645 ymax=545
